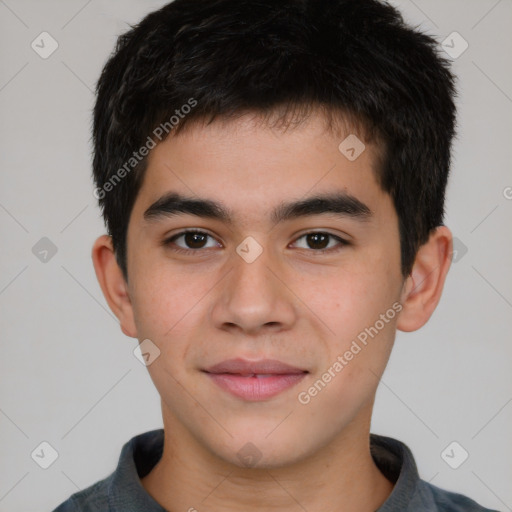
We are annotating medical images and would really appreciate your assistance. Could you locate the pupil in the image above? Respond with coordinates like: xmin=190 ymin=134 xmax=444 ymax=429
xmin=185 ymin=232 xmax=206 ymax=248
xmin=308 ymin=233 xmax=328 ymax=249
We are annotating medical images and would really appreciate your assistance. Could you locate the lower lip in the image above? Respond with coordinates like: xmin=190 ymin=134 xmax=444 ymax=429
xmin=204 ymin=372 xmax=307 ymax=401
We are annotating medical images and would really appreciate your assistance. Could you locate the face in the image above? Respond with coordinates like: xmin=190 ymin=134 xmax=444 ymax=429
xmin=123 ymin=112 xmax=406 ymax=467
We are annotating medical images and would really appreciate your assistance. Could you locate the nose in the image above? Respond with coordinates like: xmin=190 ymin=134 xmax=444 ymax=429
xmin=211 ymin=244 xmax=298 ymax=336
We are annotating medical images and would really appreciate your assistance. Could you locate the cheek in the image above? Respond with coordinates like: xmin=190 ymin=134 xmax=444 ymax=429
xmin=129 ymin=262 xmax=204 ymax=337
xmin=304 ymin=258 xmax=400 ymax=375
xmin=309 ymin=266 xmax=392 ymax=331
xmin=128 ymin=266 xmax=216 ymax=375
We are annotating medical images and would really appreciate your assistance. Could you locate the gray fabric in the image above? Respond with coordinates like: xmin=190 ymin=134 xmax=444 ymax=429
xmin=51 ymin=429 xmax=499 ymax=512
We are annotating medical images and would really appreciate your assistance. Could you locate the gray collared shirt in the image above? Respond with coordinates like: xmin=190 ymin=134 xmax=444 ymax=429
xmin=51 ymin=429 xmax=499 ymax=511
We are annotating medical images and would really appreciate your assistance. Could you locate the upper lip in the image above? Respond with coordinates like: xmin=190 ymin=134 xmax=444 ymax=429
xmin=203 ymin=358 xmax=308 ymax=375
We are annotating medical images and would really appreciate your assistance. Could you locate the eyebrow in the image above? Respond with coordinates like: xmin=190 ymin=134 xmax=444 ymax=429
xmin=143 ymin=191 xmax=372 ymax=225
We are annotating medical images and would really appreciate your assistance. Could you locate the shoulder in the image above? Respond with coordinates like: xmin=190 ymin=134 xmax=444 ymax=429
xmin=50 ymin=429 xmax=165 ymax=512
xmin=51 ymin=474 xmax=111 ymax=511
xmin=418 ymin=480 xmax=500 ymax=512
xmin=370 ymin=433 xmax=499 ymax=512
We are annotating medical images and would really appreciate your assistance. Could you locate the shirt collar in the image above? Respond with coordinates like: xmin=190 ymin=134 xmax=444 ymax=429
xmin=108 ymin=429 xmax=167 ymax=511
xmin=370 ymin=433 xmax=419 ymax=510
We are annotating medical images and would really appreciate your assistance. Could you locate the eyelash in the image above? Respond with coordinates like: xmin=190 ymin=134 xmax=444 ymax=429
xmin=162 ymin=229 xmax=349 ymax=255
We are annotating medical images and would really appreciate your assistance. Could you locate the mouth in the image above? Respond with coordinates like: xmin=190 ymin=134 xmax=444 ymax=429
xmin=202 ymin=358 xmax=309 ymax=401
xmin=203 ymin=357 xmax=308 ymax=375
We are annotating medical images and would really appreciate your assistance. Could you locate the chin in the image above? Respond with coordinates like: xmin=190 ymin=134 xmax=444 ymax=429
xmin=207 ymin=426 xmax=317 ymax=470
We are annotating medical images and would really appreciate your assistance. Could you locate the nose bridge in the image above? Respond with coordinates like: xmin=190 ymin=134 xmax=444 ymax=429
xmin=232 ymin=244 xmax=274 ymax=297
xmin=212 ymin=239 xmax=297 ymax=333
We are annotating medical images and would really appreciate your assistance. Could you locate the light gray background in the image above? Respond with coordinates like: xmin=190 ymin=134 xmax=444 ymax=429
xmin=0 ymin=1 xmax=511 ymax=511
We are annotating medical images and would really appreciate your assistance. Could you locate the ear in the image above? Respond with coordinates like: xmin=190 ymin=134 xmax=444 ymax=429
xmin=91 ymin=235 xmax=138 ymax=338
xmin=396 ymin=226 xmax=453 ymax=332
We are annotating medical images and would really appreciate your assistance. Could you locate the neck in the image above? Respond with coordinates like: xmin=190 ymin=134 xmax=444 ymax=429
xmin=141 ymin=404 xmax=394 ymax=512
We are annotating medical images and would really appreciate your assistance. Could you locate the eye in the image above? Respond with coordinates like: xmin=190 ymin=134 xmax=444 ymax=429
xmin=163 ymin=230 xmax=348 ymax=255
xmin=291 ymin=232 xmax=348 ymax=253
xmin=164 ymin=230 xmax=221 ymax=253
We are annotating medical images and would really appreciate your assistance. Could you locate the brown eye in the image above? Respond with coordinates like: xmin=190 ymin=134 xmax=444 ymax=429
xmin=306 ymin=232 xmax=329 ymax=250
xmin=165 ymin=230 xmax=221 ymax=252
xmin=291 ymin=232 xmax=347 ymax=253
xmin=183 ymin=232 xmax=208 ymax=249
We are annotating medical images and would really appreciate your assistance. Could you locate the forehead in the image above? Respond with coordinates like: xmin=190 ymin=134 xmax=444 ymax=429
xmin=132 ymin=111 xmax=391 ymax=227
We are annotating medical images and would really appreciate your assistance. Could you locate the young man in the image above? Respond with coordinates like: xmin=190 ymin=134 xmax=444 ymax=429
xmin=53 ymin=0 xmax=498 ymax=510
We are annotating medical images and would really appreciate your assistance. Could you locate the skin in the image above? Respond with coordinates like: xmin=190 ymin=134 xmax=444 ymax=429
xmin=92 ymin=111 xmax=452 ymax=512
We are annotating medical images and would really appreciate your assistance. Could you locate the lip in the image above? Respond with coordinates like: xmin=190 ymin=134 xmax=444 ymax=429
xmin=202 ymin=358 xmax=308 ymax=401
xmin=204 ymin=358 xmax=307 ymax=375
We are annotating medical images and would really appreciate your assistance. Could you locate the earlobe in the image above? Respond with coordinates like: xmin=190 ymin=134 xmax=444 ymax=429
xmin=91 ymin=235 xmax=138 ymax=338
xmin=396 ymin=226 xmax=453 ymax=333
